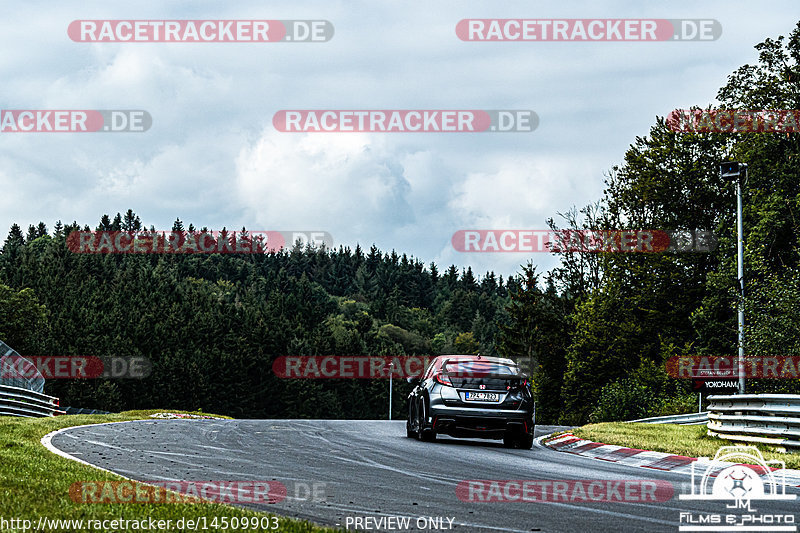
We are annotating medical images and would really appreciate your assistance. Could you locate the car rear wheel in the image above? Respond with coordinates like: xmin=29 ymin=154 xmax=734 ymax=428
xmin=416 ymin=400 xmax=436 ymax=442
xmin=504 ymin=431 xmax=533 ymax=449
xmin=406 ymin=403 xmax=417 ymax=438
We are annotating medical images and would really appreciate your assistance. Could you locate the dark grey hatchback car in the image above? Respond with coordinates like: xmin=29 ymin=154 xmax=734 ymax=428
xmin=406 ymin=355 xmax=535 ymax=448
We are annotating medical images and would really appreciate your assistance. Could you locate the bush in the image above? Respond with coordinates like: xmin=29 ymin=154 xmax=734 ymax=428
xmin=588 ymin=359 xmax=698 ymax=422
xmin=588 ymin=377 xmax=661 ymax=423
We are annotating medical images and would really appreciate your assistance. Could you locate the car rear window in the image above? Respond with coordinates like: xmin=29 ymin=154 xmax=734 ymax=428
xmin=443 ymin=361 xmax=518 ymax=377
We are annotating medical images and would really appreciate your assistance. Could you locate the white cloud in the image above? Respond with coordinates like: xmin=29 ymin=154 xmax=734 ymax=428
xmin=0 ymin=0 xmax=796 ymax=277
xmin=236 ymin=132 xmax=414 ymax=234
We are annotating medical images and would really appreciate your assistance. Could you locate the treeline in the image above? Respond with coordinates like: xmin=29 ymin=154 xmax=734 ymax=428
xmin=0 ymin=216 xmax=517 ymax=419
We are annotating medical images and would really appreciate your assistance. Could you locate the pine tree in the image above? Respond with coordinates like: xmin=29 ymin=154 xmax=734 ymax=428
xmin=354 ymin=264 xmax=377 ymax=299
xmin=498 ymin=262 xmax=541 ymax=375
xmin=122 ymin=209 xmax=141 ymax=232
xmin=98 ymin=214 xmax=112 ymax=231
xmin=2 ymin=224 xmax=25 ymax=256
xmin=366 ymin=245 xmax=381 ymax=273
xmin=429 ymin=262 xmax=439 ymax=286
xmin=462 ymin=266 xmax=477 ymax=292
xmin=443 ymin=265 xmax=459 ymax=291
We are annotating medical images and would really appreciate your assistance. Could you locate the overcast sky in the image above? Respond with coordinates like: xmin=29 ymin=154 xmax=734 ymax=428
xmin=0 ymin=1 xmax=796 ymax=279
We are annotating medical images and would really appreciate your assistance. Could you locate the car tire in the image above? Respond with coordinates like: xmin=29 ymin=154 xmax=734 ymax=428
xmin=415 ymin=400 xmax=425 ymax=441
xmin=416 ymin=400 xmax=436 ymax=442
xmin=406 ymin=403 xmax=417 ymax=438
xmin=420 ymin=428 xmax=436 ymax=442
xmin=504 ymin=431 xmax=533 ymax=449
xmin=503 ymin=433 xmax=517 ymax=448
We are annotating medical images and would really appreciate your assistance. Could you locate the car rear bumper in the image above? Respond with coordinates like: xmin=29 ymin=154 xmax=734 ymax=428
xmin=429 ymin=404 xmax=533 ymax=439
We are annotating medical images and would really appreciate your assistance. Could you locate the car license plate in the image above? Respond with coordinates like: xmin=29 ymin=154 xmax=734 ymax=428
xmin=464 ymin=391 xmax=499 ymax=402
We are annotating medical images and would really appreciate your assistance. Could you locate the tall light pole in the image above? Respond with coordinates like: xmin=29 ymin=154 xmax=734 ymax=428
xmin=721 ymin=162 xmax=747 ymax=394
xmin=388 ymin=362 xmax=394 ymax=420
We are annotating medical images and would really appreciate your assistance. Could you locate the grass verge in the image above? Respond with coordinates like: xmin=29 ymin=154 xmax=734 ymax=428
xmin=0 ymin=410 xmax=340 ymax=532
xmin=561 ymin=422 xmax=800 ymax=470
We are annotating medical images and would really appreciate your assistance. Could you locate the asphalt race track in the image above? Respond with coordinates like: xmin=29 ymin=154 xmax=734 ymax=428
xmin=50 ymin=420 xmax=800 ymax=532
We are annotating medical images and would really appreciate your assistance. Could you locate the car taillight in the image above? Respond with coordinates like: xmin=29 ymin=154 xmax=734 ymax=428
xmin=434 ymin=373 xmax=452 ymax=386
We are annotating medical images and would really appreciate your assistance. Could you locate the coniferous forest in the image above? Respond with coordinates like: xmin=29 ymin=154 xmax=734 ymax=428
xmin=2 ymin=23 xmax=800 ymax=424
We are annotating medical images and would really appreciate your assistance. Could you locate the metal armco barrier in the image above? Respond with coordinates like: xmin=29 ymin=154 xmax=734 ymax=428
xmin=629 ymin=412 xmax=709 ymax=425
xmin=0 ymin=384 xmax=64 ymax=417
xmin=707 ymin=394 xmax=800 ymax=449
